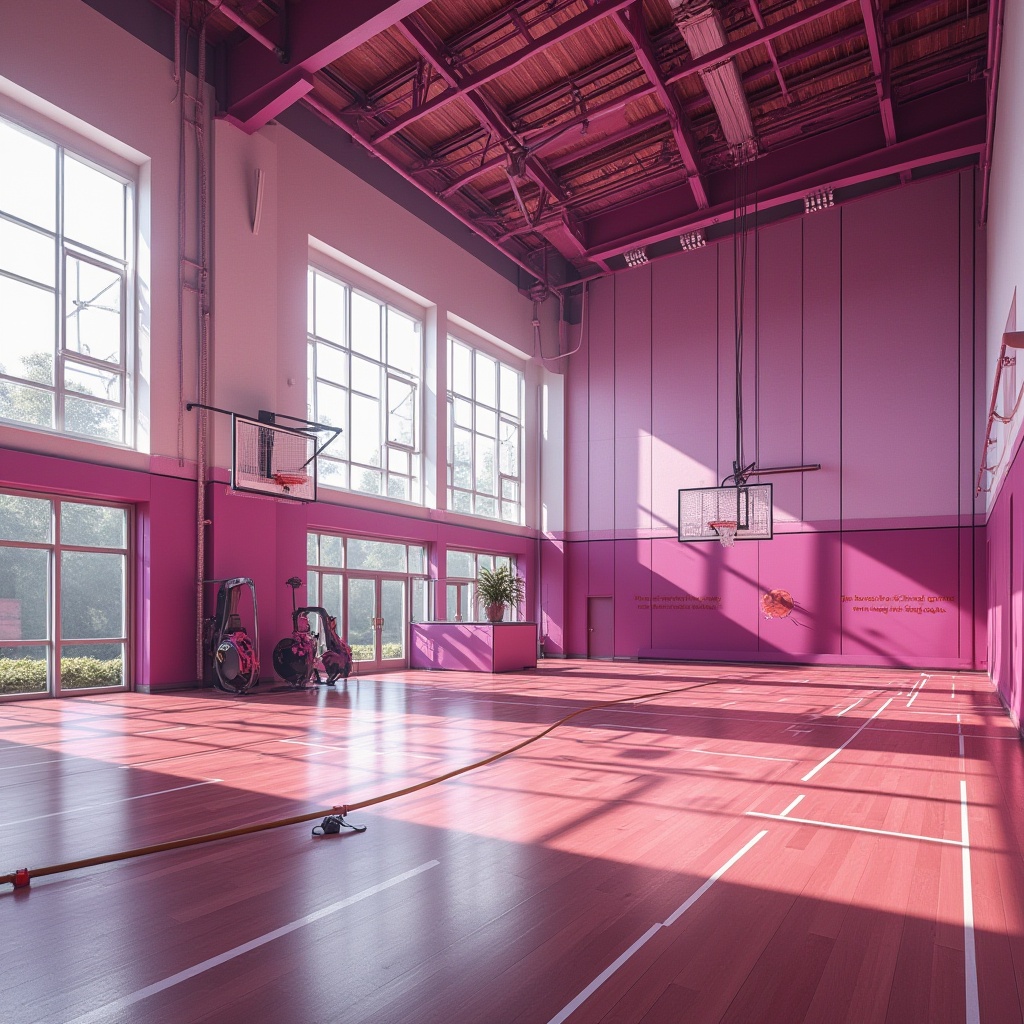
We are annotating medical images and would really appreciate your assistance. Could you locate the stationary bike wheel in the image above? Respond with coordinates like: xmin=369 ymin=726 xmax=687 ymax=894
xmin=214 ymin=637 xmax=259 ymax=694
xmin=272 ymin=639 xmax=314 ymax=688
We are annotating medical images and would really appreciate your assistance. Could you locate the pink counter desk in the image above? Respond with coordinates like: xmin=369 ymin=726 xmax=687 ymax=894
xmin=410 ymin=622 xmax=538 ymax=673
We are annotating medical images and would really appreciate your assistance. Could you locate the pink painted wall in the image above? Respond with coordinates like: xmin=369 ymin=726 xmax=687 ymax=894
xmin=561 ymin=172 xmax=984 ymax=669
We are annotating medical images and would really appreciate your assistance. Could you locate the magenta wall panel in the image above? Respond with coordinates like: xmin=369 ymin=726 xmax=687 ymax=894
xmin=588 ymin=278 xmax=616 ymax=533
xmin=614 ymin=268 xmax=652 ymax=532
xmin=802 ymin=210 xmax=842 ymax=525
xmin=589 ymin=540 xmax=615 ymax=596
xmin=840 ymin=529 xmax=961 ymax=661
xmin=651 ymin=251 xmax=720 ymax=530
xmin=564 ymin=540 xmax=590 ymax=655
xmin=613 ymin=539 xmax=652 ymax=655
xmin=841 ymin=175 xmax=961 ymax=522
xmin=539 ymin=536 xmax=565 ymax=656
xmin=756 ymin=218 xmax=805 ymax=524
xmin=647 ymin=537 xmax=759 ymax=654
xmin=756 ymin=532 xmax=841 ymax=656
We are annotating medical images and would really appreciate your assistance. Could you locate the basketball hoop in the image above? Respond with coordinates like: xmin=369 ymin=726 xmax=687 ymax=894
xmin=709 ymin=520 xmax=738 ymax=547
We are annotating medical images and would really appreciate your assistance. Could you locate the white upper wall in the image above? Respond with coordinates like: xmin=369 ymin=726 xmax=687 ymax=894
xmin=984 ymin=0 xmax=1024 ymax=503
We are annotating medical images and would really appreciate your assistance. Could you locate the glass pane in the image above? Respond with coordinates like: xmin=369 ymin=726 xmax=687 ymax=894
xmin=387 ymin=476 xmax=409 ymax=501
xmin=0 ymin=217 xmax=55 ymax=287
xmin=307 ymin=569 xmax=319 ymax=603
xmin=61 ymin=551 xmax=124 ymax=639
xmin=500 ymin=364 xmax=520 ymax=415
xmin=352 ymin=468 xmax=382 ymax=496
xmin=351 ymin=355 xmax=380 ymax=398
xmin=314 ymin=273 xmax=346 ymax=344
xmin=387 ymin=377 xmax=415 ymax=447
xmin=316 ymin=342 xmax=347 ymax=386
xmin=321 ymin=573 xmax=342 ymax=624
xmin=65 ymin=360 xmax=122 ymax=402
xmin=446 ymin=550 xmax=474 ymax=579
xmin=380 ymin=579 xmax=405 ymax=660
xmin=411 ymin=578 xmax=427 ymax=623
xmin=387 ymin=307 xmax=420 ymax=376
xmin=0 ymin=547 xmax=49 ymax=640
xmin=501 ymin=477 xmax=519 ymax=500
xmin=450 ymin=339 xmax=471 ymax=395
xmin=476 ymin=351 xmax=497 ymax=408
xmin=477 ymin=406 xmax=496 ymax=437
xmin=347 ymin=538 xmax=406 ymax=573
xmin=346 ymin=578 xmax=376 ymax=662
xmin=61 ymin=502 xmax=125 ymax=548
xmin=0 ymin=277 xmax=56 ymax=383
xmin=476 ymin=435 xmax=496 ymax=493
xmin=0 ymin=119 xmax=56 ymax=230
xmin=350 ymin=292 xmax=381 ymax=359
xmin=350 ymin=394 xmax=380 ymax=464
xmin=307 ymin=533 xmax=318 ymax=565
xmin=501 ymin=501 xmax=519 ymax=522
xmin=0 ymin=645 xmax=48 ymax=696
xmin=318 ymin=457 xmax=347 ymax=490
xmin=388 ymin=447 xmax=409 ymax=473
xmin=64 ymin=395 xmax=123 ymax=442
xmin=320 ymin=534 xmax=343 ymax=568
xmin=453 ymin=396 xmax=472 ymax=427
xmin=0 ymin=379 xmax=54 ymax=429
xmin=65 ymin=257 xmax=122 ymax=363
xmin=61 ymin=642 xmax=123 ymax=690
xmin=63 ymin=155 xmax=125 ymax=259
xmin=451 ymin=489 xmax=471 ymax=513
xmin=500 ymin=424 xmax=519 ymax=475
xmin=475 ymin=495 xmax=496 ymax=518
xmin=314 ymin=381 xmax=347 ymax=445
xmin=307 ymin=268 xmax=315 ymax=333
xmin=0 ymin=494 xmax=51 ymax=543
xmin=409 ymin=546 xmax=425 ymax=574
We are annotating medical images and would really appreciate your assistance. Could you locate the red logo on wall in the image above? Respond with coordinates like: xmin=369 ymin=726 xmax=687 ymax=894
xmin=761 ymin=589 xmax=794 ymax=619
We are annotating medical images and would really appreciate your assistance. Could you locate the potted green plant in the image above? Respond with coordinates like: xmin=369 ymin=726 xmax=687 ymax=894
xmin=477 ymin=564 xmax=525 ymax=623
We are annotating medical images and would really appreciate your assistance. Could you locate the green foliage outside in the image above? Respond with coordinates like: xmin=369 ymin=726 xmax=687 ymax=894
xmin=0 ymin=656 xmax=122 ymax=694
xmin=349 ymin=642 xmax=403 ymax=662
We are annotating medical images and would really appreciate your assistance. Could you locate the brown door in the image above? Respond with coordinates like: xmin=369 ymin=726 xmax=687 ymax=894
xmin=587 ymin=596 xmax=614 ymax=659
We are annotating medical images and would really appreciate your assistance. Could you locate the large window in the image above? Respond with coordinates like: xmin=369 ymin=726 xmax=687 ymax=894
xmin=0 ymin=114 xmax=134 ymax=445
xmin=448 ymin=336 xmax=524 ymax=523
xmin=307 ymin=267 xmax=423 ymax=502
xmin=0 ymin=491 xmax=130 ymax=698
xmin=442 ymin=549 xmax=516 ymax=622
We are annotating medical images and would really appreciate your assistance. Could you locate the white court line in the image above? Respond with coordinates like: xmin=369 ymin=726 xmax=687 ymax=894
xmin=961 ymin=779 xmax=980 ymax=1024
xmin=746 ymin=811 xmax=963 ymax=847
xmin=907 ymin=677 xmax=926 ymax=708
xmin=138 ymin=725 xmax=188 ymax=735
xmin=547 ymin=832 xmax=767 ymax=1024
xmin=68 ymin=860 xmax=440 ymax=1024
xmin=836 ymin=698 xmax=863 ymax=718
xmin=589 ymin=724 xmax=668 ymax=732
xmin=801 ymin=698 xmax=893 ymax=782
xmin=0 ymin=754 xmax=100 ymax=772
xmin=779 ymin=795 xmax=805 ymax=817
xmin=0 ymin=779 xmax=222 ymax=827
xmin=952 ymin=680 xmax=956 ymax=699
xmin=688 ymin=748 xmax=797 ymax=763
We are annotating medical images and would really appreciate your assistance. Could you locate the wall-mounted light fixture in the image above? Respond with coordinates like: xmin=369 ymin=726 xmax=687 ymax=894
xmin=803 ymin=187 xmax=834 ymax=214
xmin=679 ymin=229 xmax=706 ymax=251
xmin=624 ymin=246 xmax=649 ymax=267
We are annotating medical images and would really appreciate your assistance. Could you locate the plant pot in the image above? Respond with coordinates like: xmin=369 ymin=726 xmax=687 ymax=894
xmin=485 ymin=602 xmax=506 ymax=623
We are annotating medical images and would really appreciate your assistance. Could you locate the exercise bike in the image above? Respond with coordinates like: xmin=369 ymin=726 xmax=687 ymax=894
xmin=204 ymin=577 xmax=260 ymax=694
xmin=272 ymin=576 xmax=352 ymax=687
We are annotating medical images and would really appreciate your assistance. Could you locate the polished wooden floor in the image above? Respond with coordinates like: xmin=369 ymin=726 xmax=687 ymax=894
xmin=1 ymin=661 xmax=1022 ymax=1024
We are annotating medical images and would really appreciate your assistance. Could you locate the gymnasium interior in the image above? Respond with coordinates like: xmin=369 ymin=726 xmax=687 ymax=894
xmin=1 ymin=1 xmax=1023 ymax=1021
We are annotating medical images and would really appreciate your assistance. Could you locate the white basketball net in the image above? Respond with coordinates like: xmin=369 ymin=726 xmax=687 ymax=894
xmin=710 ymin=521 xmax=737 ymax=547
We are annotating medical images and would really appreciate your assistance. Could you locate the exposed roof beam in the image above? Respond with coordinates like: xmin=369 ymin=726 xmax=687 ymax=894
xmin=369 ymin=0 xmax=637 ymax=143
xmin=396 ymin=15 xmax=590 ymax=260
xmin=664 ymin=0 xmax=861 ymax=88
xmin=585 ymin=114 xmax=985 ymax=261
xmin=746 ymin=0 xmax=790 ymax=103
xmin=617 ymin=2 xmax=709 ymax=208
xmin=860 ymin=0 xmax=897 ymax=145
xmin=223 ymin=0 xmax=433 ymax=133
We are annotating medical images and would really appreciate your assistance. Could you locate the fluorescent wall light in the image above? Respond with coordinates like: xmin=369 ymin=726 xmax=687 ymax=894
xmin=624 ymin=246 xmax=649 ymax=267
xmin=679 ymin=229 xmax=706 ymax=251
xmin=803 ymin=187 xmax=834 ymax=213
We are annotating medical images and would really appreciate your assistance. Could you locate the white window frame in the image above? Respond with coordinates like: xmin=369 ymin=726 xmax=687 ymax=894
xmin=0 ymin=109 xmax=137 ymax=448
xmin=447 ymin=335 xmax=525 ymax=524
xmin=307 ymin=264 xmax=424 ymax=504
